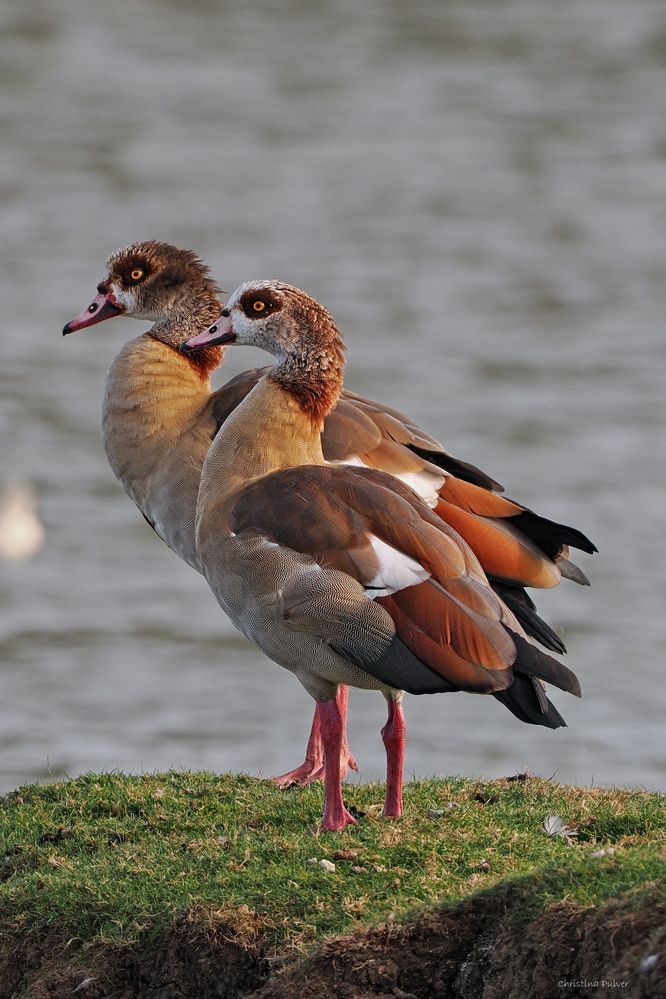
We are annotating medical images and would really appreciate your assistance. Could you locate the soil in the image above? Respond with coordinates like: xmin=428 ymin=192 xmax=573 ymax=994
xmin=1 ymin=879 xmax=663 ymax=999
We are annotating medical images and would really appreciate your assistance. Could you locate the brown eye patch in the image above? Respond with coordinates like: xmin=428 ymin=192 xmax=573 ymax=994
xmin=239 ymin=288 xmax=283 ymax=319
xmin=120 ymin=261 xmax=151 ymax=286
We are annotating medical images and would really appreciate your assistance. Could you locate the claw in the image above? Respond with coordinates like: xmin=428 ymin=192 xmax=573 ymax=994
xmin=272 ymin=761 xmax=322 ymax=789
xmin=271 ymin=685 xmax=358 ymax=790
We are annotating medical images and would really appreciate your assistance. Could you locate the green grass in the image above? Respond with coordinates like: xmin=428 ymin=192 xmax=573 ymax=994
xmin=1 ymin=771 xmax=664 ymax=964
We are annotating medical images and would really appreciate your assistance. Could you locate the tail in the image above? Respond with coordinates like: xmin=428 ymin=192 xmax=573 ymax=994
xmin=494 ymin=631 xmax=582 ymax=729
xmin=505 ymin=509 xmax=597 ymax=560
xmin=494 ymin=674 xmax=567 ymax=729
xmin=510 ymin=633 xmax=581 ymax=697
xmin=490 ymin=579 xmax=566 ymax=654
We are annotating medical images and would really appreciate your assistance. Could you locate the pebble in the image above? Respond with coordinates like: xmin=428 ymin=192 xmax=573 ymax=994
xmin=307 ymin=857 xmax=336 ymax=872
xmin=73 ymin=980 xmax=97 ymax=993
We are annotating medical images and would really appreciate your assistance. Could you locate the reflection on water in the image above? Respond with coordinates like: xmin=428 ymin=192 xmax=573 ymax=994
xmin=1 ymin=0 xmax=665 ymax=794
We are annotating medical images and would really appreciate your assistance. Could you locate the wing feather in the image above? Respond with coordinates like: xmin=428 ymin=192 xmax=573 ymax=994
xmin=214 ymin=381 xmax=595 ymax=591
xmin=232 ymin=465 xmax=517 ymax=693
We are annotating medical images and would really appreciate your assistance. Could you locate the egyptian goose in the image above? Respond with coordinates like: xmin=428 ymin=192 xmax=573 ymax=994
xmin=63 ymin=242 xmax=595 ymax=786
xmin=182 ymin=281 xmax=587 ymax=831
xmin=62 ymin=241 xmax=354 ymax=785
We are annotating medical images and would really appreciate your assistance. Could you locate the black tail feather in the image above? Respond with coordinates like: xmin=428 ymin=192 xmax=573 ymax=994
xmin=510 ymin=632 xmax=582 ymax=698
xmin=507 ymin=509 xmax=597 ymax=559
xmin=408 ymin=444 xmax=503 ymax=492
xmin=494 ymin=674 xmax=567 ymax=729
xmin=490 ymin=579 xmax=567 ymax=655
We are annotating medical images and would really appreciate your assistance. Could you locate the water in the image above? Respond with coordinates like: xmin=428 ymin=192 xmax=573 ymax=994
xmin=1 ymin=0 xmax=665 ymax=795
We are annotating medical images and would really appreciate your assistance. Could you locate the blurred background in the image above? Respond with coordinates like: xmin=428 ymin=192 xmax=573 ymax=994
xmin=1 ymin=0 xmax=664 ymax=796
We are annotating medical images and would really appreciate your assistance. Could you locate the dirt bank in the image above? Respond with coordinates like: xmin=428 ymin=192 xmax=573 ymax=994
xmin=2 ymin=875 xmax=663 ymax=999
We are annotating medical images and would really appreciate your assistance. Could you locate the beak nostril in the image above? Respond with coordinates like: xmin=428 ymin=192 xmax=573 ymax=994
xmin=88 ymin=303 xmax=99 ymax=314
xmin=208 ymin=326 xmax=218 ymax=335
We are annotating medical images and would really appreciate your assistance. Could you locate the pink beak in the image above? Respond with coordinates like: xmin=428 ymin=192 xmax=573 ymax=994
xmin=180 ymin=313 xmax=234 ymax=352
xmin=62 ymin=290 xmax=123 ymax=335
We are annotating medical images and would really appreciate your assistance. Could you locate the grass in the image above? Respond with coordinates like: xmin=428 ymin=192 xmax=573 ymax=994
xmin=1 ymin=770 xmax=664 ymax=965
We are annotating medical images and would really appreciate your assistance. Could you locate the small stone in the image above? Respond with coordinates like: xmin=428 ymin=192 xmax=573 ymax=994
xmin=589 ymin=847 xmax=616 ymax=858
xmin=318 ymin=859 xmax=336 ymax=872
xmin=351 ymin=865 xmax=367 ymax=874
xmin=307 ymin=857 xmax=318 ymax=866
xmin=73 ymin=979 xmax=97 ymax=993
xmin=640 ymin=955 xmax=658 ymax=973
xmin=478 ymin=859 xmax=491 ymax=871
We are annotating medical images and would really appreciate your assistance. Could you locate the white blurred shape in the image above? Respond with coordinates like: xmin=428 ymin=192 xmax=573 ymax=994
xmin=0 ymin=482 xmax=45 ymax=560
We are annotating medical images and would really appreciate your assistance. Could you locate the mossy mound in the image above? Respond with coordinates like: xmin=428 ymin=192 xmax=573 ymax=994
xmin=0 ymin=772 xmax=663 ymax=997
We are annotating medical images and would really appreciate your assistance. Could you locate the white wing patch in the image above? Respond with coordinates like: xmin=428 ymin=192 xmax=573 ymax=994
xmin=329 ymin=454 xmax=365 ymax=467
xmin=364 ymin=534 xmax=430 ymax=597
xmin=327 ymin=454 xmax=444 ymax=509
xmin=388 ymin=468 xmax=445 ymax=509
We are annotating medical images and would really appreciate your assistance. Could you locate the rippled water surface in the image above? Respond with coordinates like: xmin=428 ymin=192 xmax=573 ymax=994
xmin=1 ymin=0 xmax=665 ymax=794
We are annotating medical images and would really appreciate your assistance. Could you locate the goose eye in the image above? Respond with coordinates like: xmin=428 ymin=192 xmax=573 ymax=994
xmin=130 ymin=268 xmax=144 ymax=282
xmin=252 ymin=300 xmax=266 ymax=313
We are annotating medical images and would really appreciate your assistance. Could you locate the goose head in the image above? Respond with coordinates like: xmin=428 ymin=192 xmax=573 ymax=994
xmin=181 ymin=280 xmax=346 ymax=422
xmin=181 ymin=280 xmax=342 ymax=360
xmin=62 ymin=240 xmax=222 ymax=345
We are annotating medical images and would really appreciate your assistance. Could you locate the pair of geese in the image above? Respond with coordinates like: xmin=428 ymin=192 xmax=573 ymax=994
xmin=63 ymin=240 xmax=596 ymax=831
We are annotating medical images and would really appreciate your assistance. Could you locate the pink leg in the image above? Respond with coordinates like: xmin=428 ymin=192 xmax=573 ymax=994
xmin=382 ymin=698 xmax=406 ymax=818
xmin=271 ymin=685 xmax=356 ymax=788
xmin=319 ymin=699 xmax=357 ymax=832
xmin=337 ymin=685 xmax=359 ymax=776
xmin=271 ymin=704 xmax=323 ymax=788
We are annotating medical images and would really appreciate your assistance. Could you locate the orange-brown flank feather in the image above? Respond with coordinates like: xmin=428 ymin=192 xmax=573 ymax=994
xmin=231 ymin=463 xmax=519 ymax=695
